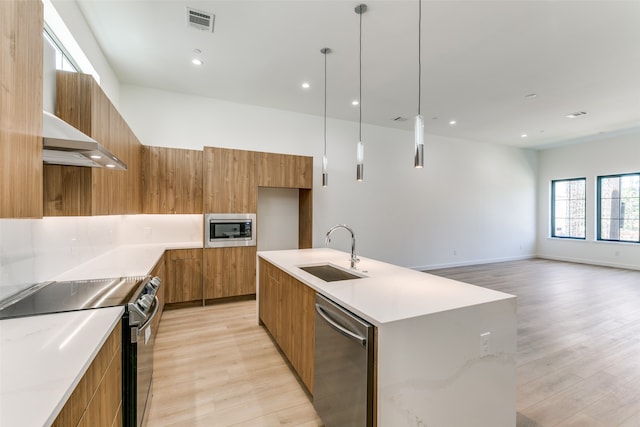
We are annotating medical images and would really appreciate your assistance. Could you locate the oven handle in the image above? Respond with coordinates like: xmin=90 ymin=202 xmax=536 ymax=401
xmin=138 ymin=296 xmax=159 ymax=332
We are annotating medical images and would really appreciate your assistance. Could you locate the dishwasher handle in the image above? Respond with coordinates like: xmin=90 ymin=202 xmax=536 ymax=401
xmin=315 ymin=303 xmax=367 ymax=346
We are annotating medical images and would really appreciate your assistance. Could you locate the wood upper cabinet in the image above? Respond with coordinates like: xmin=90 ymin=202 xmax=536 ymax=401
xmin=43 ymin=71 xmax=142 ymax=216
xmin=203 ymin=147 xmax=256 ymax=213
xmin=165 ymin=249 xmax=203 ymax=304
xmin=258 ymin=258 xmax=316 ymax=393
xmin=52 ymin=323 xmax=122 ymax=427
xmin=203 ymin=246 xmax=256 ymax=300
xmin=143 ymin=146 xmax=203 ymax=214
xmin=0 ymin=0 xmax=43 ymax=218
xmin=257 ymin=152 xmax=313 ymax=189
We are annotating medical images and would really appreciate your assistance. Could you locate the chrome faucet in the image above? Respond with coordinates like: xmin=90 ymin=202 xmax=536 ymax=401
xmin=325 ymin=224 xmax=359 ymax=269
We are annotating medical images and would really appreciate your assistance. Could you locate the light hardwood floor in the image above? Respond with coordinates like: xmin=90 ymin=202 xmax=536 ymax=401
xmin=429 ymin=259 xmax=640 ymax=427
xmin=146 ymin=259 xmax=640 ymax=426
xmin=145 ymin=301 xmax=322 ymax=426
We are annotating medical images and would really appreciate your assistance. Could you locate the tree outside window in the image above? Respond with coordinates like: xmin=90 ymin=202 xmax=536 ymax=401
xmin=598 ymin=173 xmax=640 ymax=243
xmin=551 ymin=178 xmax=586 ymax=239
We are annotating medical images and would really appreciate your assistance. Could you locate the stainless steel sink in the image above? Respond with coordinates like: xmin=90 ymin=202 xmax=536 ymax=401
xmin=298 ymin=264 xmax=364 ymax=282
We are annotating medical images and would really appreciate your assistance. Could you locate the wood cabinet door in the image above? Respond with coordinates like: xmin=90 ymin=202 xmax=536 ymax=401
xmin=203 ymin=246 xmax=256 ymax=299
xmin=257 ymin=152 xmax=313 ymax=189
xmin=166 ymin=249 xmax=203 ymax=304
xmin=143 ymin=146 xmax=203 ymax=214
xmin=0 ymin=0 xmax=43 ymax=218
xmin=257 ymin=259 xmax=315 ymax=394
xmin=203 ymin=147 xmax=256 ymax=213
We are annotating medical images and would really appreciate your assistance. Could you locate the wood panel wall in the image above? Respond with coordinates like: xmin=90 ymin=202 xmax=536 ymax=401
xmin=0 ymin=0 xmax=43 ymax=218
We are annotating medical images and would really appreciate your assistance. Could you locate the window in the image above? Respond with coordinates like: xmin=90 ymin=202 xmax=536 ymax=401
xmin=598 ymin=173 xmax=640 ymax=243
xmin=44 ymin=28 xmax=78 ymax=72
xmin=551 ymin=178 xmax=586 ymax=239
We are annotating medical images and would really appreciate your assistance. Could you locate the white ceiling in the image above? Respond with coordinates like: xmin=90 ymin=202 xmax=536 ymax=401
xmin=74 ymin=0 xmax=640 ymax=149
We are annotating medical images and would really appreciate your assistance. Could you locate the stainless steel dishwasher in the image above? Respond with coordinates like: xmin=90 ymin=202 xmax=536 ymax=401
xmin=313 ymin=293 xmax=375 ymax=427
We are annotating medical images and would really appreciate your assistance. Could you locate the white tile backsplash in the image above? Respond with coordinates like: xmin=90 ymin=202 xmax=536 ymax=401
xmin=0 ymin=214 xmax=202 ymax=299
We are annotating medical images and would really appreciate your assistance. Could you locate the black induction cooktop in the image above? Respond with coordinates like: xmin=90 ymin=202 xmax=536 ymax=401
xmin=0 ymin=277 xmax=146 ymax=320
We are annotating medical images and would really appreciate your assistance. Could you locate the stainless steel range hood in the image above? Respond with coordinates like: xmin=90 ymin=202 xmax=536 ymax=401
xmin=42 ymin=111 xmax=127 ymax=170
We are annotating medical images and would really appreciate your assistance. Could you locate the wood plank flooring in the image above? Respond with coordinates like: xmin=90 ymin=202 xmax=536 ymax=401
xmin=144 ymin=301 xmax=322 ymax=426
xmin=147 ymin=259 xmax=640 ymax=426
xmin=428 ymin=258 xmax=640 ymax=427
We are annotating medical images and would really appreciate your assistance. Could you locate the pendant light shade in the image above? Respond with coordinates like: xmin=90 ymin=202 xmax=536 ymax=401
xmin=321 ymin=47 xmax=331 ymax=187
xmin=414 ymin=0 xmax=424 ymax=169
xmin=355 ymin=4 xmax=367 ymax=182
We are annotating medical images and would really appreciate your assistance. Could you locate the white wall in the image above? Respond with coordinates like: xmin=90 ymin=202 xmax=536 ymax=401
xmin=120 ymin=85 xmax=538 ymax=270
xmin=257 ymin=188 xmax=299 ymax=251
xmin=537 ymin=129 xmax=640 ymax=270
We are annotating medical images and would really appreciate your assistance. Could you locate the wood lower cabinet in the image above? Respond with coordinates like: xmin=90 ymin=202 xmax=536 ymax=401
xmin=165 ymin=249 xmax=203 ymax=304
xmin=203 ymin=247 xmax=256 ymax=300
xmin=52 ymin=322 xmax=122 ymax=427
xmin=258 ymin=258 xmax=316 ymax=393
xmin=143 ymin=146 xmax=203 ymax=214
xmin=0 ymin=0 xmax=43 ymax=218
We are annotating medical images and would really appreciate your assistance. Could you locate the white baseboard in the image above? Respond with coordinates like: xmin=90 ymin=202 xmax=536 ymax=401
xmin=535 ymin=255 xmax=640 ymax=271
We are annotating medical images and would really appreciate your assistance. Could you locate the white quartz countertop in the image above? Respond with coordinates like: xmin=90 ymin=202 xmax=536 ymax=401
xmin=0 ymin=306 xmax=124 ymax=427
xmin=52 ymin=241 xmax=202 ymax=282
xmin=258 ymin=248 xmax=515 ymax=326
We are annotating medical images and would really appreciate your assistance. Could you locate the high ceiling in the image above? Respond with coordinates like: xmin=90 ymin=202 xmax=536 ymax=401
xmin=74 ymin=0 xmax=640 ymax=149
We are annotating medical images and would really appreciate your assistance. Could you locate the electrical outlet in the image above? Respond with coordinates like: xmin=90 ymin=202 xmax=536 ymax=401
xmin=480 ymin=332 xmax=491 ymax=357
xmin=70 ymin=238 xmax=78 ymax=256
xmin=453 ymin=249 xmax=457 ymax=256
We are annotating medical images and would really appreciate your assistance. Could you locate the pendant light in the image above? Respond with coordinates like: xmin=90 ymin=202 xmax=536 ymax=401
xmin=321 ymin=47 xmax=331 ymax=187
xmin=355 ymin=4 xmax=367 ymax=181
xmin=414 ymin=0 xmax=425 ymax=168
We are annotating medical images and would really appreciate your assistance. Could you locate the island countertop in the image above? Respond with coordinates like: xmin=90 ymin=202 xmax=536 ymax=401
xmin=257 ymin=248 xmax=515 ymax=326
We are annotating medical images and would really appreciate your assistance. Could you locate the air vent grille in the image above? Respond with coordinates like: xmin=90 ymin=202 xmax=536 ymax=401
xmin=392 ymin=116 xmax=408 ymax=122
xmin=187 ymin=7 xmax=215 ymax=32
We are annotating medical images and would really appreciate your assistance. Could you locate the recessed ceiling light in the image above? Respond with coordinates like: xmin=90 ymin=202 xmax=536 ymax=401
xmin=352 ymin=100 xmax=359 ymax=106
xmin=521 ymin=134 xmax=528 ymax=138
xmin=191 ymin=58 xmax=203 ymax=66
xmin=301 ymin=82 xmax=310 ymax=89
xmin=449 ymin=120 xmax=456 ymax=125
xmin=565 ymin=111 xmax=588 ymax=118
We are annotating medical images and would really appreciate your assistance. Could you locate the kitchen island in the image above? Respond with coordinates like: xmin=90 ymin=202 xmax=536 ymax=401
xmin=258 ymin=248 xmax=517 ymax=427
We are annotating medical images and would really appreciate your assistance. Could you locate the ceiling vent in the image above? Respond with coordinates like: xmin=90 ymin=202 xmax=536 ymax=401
xmin=565 ymin=111 xmax=588 ymax=118
xmin=186 ymin=7 xmax=215 ymax=32
xmin=392 ymin=116 xmax=408 ymax=122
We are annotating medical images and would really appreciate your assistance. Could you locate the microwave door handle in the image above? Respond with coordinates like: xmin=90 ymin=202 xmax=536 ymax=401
xmin=138 ymin=296 xmax=159 ymax=332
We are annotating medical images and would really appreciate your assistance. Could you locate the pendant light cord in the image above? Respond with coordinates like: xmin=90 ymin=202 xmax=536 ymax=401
xmin=359 ymin=8 xmax=363 ymax=142
xmin=418 ymin=0 xmax=422 ymax=116
xmin=324 ymin=50 xmax=327 ymax=158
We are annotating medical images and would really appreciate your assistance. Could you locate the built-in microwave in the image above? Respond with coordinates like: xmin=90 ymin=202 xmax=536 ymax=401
xmin=204 ymin=213 xmax=256 ymax=248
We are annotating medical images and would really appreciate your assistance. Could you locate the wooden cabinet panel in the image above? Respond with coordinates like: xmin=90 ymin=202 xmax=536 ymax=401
xmin=165 ymin=249 xmax=203 ymax=304
xmin=257 ymin=152 xmax=313 ymax=189
xmin=53 ymin=323 xmax=122 ymax=427
xmin=143 ymin=146 xmax=203 ymax=214
xmin=299 ymin=189 xmax=313 ymax=248
xmin=203 ymin=247 xmax=256 ymax=300
xmin=258 ymin=259 xmax=315 ymax=393
xmin=44 ymin=71 xmax=143 ymax=216
xmin=203 ymin=147 xmax=256 ymax=213
xmin=0 ymin=0 xmax=43 ymax=218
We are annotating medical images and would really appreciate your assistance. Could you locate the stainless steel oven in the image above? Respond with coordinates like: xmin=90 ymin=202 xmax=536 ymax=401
xmin=0 ymin=275 xmax=161 ymax=427
xmin=204 ymin=213 xmax=256 ymax=248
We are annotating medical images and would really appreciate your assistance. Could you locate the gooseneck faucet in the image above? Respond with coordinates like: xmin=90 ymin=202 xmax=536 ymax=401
xmin=325 ymin=224 xmax=359 ymax=269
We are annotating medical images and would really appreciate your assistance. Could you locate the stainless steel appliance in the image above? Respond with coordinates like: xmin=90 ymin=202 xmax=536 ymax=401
xmin=313 ymin=294 xmax=375 ymax=427
xmin=0 ymin=275 xmax=161 ymax=427
xmin=204 ymin=213 xmax=256 ymax=248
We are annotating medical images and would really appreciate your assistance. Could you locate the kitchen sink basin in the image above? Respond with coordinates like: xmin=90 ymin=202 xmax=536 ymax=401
xmin=298 ymin=264 xmax=365 ymax=282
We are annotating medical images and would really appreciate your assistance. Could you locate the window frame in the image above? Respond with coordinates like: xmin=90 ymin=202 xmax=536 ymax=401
xmin=550 ymin=177 xmax=587 ymax=240
xmin=597 ymin=172 xmax=640 ymax=244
